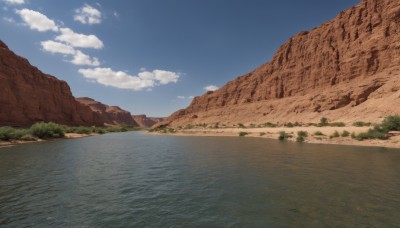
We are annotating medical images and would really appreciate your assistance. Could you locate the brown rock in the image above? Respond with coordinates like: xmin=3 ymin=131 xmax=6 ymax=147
xmin=157 ymin=0 xmax=400 ymax=127
xmin=0 ymin=40 xmax=103 ymax=127
xmin=132 ymin=115 xmax=163 ymax=128
xmin=76 ymin=97 xmax=138 ymax=126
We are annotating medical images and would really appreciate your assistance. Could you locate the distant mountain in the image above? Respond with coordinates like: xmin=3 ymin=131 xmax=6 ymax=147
xmin=0 ymin=40 xmax=103 ymax=127
xmin=132 ymin=115 xmax=163 ymax=128
xmin=77 ymin=97 xmax=138 ymax=126
xmin=157 ymin=0 xmax=400 ymax=127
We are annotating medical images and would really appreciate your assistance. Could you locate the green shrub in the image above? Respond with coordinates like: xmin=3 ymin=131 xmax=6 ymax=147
xmin=330 ymin=131 xmax=340 ymax=139
xmin=297 ymin=131 xmax=308 ymax=138
xmin=313 ymin=131 xmax=324 ymax=136
xmin=330 ymin=122 xmax=346 ymax=127
xmin=319 ymin=117 xmax=329 ymax=127
xmin=341 ymin=130 xmax=350 ymax=137
xmin=278 ymin=131 xmax=290 ymax=140
xmin=351 ymin=132 xmax=356 ymax=139
xmin=0 ymin=127 xmax=16 ymax=141
xmin=20 ymin=134 xmax=37 ymax=141
xmin=356 ymin=129 xmax=389 ymax=141
xmin=353 ymin=121 xmax=371 ymax=127
xmin=284 ymin=122 xmax=294 ymax=128
xmin=259 ymin=132 xmax=266 ymax=136
xmin=296 ymin=131 xmax=308 ymax=143
xmin=30 ymin=122 xmax=65 ymax=139
xmin=238 ymin=123 xmax=246 ymax=128
xmin=264 ymin=122 xmax=277 ymax=128
xmin=239 ymin=132 xmax=249 ymax=137
xmin=381 ymin=115 xmax=400 ymax=131
xmin=249 ymin=124 xmax=256 ymax=128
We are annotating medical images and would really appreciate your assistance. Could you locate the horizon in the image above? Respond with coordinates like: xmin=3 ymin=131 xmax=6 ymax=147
xmin=0 ymin=0 xmax=360 ymax=117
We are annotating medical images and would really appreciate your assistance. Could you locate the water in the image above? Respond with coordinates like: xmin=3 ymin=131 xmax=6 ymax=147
xmin=0 ymin=132 xmax=399 ymax=227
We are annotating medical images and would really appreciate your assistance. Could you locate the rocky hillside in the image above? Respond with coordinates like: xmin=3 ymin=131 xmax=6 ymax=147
xmin=157 ymin=0 xmax=400 ymax=127
xmin=76 ymin=97 xmax=138 ymax=126
xmin=132 ymin=115 xmax=163 ymax=128
xmin=0 ymin=40 xmax=104 ymax=127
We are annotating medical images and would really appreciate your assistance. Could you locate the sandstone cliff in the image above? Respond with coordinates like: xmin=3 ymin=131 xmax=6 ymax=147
xmin=76 ymin=97 xmax=138 ymax=126
xmin=132 ymin=115 xmax=163 ymax=128
xmin=0 ymin=40 xmax=104 ymax=127
xmin=158 ymin=0 xmax=400 ymax=127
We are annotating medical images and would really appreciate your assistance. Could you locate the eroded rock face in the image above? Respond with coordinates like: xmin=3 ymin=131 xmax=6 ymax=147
xmin=158 ymin=0 xmax=400 ymax=127
xmin=76 ymin=97 xmax=138 ymax=126
xmin=132 ymin=115 xmax=163 ymax=128
xmin=0 ymin=40 xmax=103 ymax=127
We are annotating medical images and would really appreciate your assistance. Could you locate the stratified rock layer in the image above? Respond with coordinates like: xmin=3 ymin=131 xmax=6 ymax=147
xmin=76 ymin=97 xmax=138 ymax=126
xmin=0 ymin=40 xmax=103 ymax=127
xmin=132 ymin=115 xmax=163 ymax=128
xmin=158 ymin=0 xmax=400 ymax=127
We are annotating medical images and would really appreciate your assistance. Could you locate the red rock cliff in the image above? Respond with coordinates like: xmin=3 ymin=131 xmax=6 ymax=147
xmin=0 ymin=40 xmax=103 ymax=127
xmin=132 ymin=115 xmax=163 ymax=128
xmin=76 ymin=97 xmax=138 ymax=126
xmin=158 ymin=0 xmax=400 ymax=127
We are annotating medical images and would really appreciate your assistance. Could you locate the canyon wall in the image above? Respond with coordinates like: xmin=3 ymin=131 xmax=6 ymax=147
xmin=158 ymin=0 xmax=400 ymax=127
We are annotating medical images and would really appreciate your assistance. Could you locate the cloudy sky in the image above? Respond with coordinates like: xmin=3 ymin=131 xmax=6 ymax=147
xmin=0 ymin=0 xmax=359 ymax=116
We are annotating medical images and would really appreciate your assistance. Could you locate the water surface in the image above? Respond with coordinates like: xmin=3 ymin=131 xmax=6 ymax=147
xmin=1 ymin=132 xmax=400 ymax=227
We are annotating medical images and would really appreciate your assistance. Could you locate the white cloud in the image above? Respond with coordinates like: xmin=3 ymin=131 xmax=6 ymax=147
xmin=113 ymin=11 xmax=119 ymax=18
xmin=188 ymin=96 xmax=195 ymax=99
xmin=177 ymin=96 xmax=185 ymax=99
xmin=71 ymin=51 xmax=100 ymax=66
xmin=78 ymin=68 xmax=180 ymax=91
xmin=56 ymin=28 xmax=103 ymax=49
xmin=3 ymin=0 xmax=24 ymax=5
xmin=74 ymin=4 xmax=101 ymax=25
xmin=41 ymin=40 xmax=75 ymax=55
xmin=16 ymin=9 xmax=58 ymax=32
xmin=204 ymin=85 xmax=219 ymax=91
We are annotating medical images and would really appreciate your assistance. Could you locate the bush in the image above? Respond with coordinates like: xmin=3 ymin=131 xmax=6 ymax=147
xmin=330 ymin=131 xmax=340 ymax=139
xmin=313 ymin=131 xmax=324 ymax=136
xmin=284 ymin=122 xmax=294 ymax=128
xmin=278 ymin=131 xmax=290 ymax=140
xmin=356 ymin=129 xmax=389 ymax=141
xmin=263 ymin=122 xmax=277 ymax=128
xmin=351 ymin=132 xmax=357 ymax=139
xmin=296 ymin=131 xmax=308 ymax=143
xmin=297 ymin=131 xmax=308 ymax=138
xmin=238 ymin=123 xmax=246 ymax=128
xmin=30 ymin=122 xmax=65 ymax=139
xmin=381 ymin=115 xmax=400 ymax=131
xmin=259 ymin=132 xmax=266 ymax=136
xmin=0 ymin=127 xmax=16 ymax=141
xmin=353 ymin=121 xmax=371 ymax=127
xmin=20 ymin=134 xmax=37 ymax=141
xmin=341 ymin=130 xmax=350 ymax=137
xmin=319 ymin=117 xmax=329 ymax=127
xmin=330 ymin=122 xmax=346 ymax=127
xmin=239 ymin=132 xmax=249 ymax=137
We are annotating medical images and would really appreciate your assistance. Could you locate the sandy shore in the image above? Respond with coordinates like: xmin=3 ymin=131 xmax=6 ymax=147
xmin=0 ymin=133 xmax=98 ymax=148
xmin=148 ymin=126 xmax=400 ymax=149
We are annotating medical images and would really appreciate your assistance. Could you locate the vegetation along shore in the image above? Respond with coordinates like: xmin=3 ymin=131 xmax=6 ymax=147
xmin=149 ymin=116 xmax=400 ymax=149
xmin=0 ymin=122 xmax=139 ymax=147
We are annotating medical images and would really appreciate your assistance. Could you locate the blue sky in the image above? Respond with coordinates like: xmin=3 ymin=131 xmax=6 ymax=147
xmin=1 ymin=0 xmax=360 ymax=117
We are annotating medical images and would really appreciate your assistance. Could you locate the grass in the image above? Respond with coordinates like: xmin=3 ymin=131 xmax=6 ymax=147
xmin=352 ymin=115 xmax=400 ymax=141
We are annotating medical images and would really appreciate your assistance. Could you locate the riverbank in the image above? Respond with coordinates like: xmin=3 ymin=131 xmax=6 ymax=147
xmin=148 ymin=126 xmax=400 ymax=148
xmin=0 ymin=133 xmax=98 ymax=148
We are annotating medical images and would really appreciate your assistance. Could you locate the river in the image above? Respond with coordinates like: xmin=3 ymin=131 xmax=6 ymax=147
xmin=1 ymin=132 xmax=399 ymax=227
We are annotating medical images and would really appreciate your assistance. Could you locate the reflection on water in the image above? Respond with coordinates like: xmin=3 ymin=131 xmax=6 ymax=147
xmin=0 ymin=132 xmax=399 ymax=227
